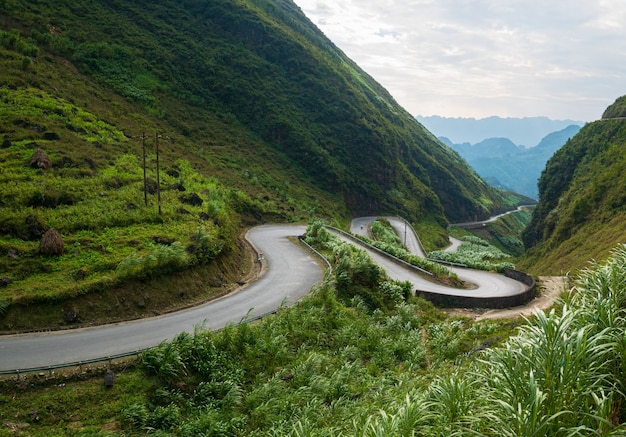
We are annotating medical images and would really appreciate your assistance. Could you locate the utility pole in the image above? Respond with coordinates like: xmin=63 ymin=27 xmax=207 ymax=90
xmin=141 ymin=132 xmax=148 ymax=207
xmin=404 ymin=220 xmax=407 ymax=247
xmin=155 ymin=133 xmax=161 ymax=215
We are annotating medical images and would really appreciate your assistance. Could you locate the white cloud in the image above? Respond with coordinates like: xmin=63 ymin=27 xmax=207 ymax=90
xmin=293 ymin=0 xmax=626 ymax=120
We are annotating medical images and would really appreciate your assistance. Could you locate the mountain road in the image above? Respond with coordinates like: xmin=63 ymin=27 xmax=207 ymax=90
xmin=0 ymin=219 xmax=529 ymax=372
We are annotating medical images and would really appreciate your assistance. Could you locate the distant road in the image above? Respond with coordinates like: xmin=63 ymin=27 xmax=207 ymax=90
xmin=0 ymin=225 xmax=322 ymax=372
xmin=448 ymin=205 xmax=534 ymax=228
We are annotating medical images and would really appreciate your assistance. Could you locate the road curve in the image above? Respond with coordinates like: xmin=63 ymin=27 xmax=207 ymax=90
xmin=346 ymin=217 xmax=526 ymax=299
xmin=0 ymin=225 xmax=322 ymax=372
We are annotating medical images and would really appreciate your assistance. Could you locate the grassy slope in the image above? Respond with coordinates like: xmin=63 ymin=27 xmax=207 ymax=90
xmin=1 ymin=0 xmax=517 ymax=223
xmin=0 ymin=0 xmax=525 ymax=328
xmin=520 ymin=95 xmax=626 ymax=275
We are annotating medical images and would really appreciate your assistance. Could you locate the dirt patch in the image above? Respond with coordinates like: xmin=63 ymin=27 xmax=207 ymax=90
xmin=445 ymin=276 xmax=567 ymax=321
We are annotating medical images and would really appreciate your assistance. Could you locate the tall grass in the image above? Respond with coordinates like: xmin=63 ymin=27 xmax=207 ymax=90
xmin=353 ymin=244 xmax=626 ymax=436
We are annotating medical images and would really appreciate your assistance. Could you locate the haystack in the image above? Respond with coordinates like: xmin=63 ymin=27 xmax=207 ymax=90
xmin=39 ymin=228 xmax=64 ymax=256
xmin=29 ymin=148 xmax=52 ymax=169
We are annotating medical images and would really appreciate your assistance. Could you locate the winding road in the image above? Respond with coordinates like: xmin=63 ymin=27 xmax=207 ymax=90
xmin=0 ymin=225 xmax=321 ymax=372
xmin=348 ymin=217 xmax=526 ymax=299
xmin=0 ymin=219 xmax=528 ymax=372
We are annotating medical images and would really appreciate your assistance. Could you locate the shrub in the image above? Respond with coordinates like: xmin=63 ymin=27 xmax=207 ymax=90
xmin=117 ymin=241 xmax=189 ymax=279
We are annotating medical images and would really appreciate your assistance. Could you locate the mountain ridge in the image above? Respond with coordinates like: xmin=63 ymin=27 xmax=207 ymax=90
xmin=520 ymin=95 xmax=626 ymax=274
xmin=417 ymin=114 xmax=584 ymax=146
xmin=441 ymin=125 xmax=582 ymax=199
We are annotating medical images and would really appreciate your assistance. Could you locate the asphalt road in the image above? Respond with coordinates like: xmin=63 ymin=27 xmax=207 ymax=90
xmin=346 ymin=217 xmax=526 ymax=298
xmin=0 ymin=219 xmax=527 ymax=372
xmin=0 ymin=225 xmax=322 ymax=372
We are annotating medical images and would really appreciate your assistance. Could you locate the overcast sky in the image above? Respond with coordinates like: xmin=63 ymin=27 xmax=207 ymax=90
xmin=292 ymin=0 xmax=626 ymax=122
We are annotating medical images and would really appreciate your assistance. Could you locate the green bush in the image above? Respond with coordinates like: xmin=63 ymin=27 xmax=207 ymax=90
xmin=116 ymin=241 xmax=189 ymax=279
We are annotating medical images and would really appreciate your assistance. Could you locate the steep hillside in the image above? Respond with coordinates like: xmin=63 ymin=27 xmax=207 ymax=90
xmin=443 ymin=125 xmax=581 ymax=198
xmin=0 ymin=0 xmax=525 ymax=328
xmin=1 ymin=0 xmax=514 ymax=226
xmin=520 ymin=96 xmax=626 ymax=274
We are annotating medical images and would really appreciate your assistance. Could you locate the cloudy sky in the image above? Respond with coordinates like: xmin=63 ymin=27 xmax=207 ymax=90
xmin=292 ymin=0 xmax=626 ymax=122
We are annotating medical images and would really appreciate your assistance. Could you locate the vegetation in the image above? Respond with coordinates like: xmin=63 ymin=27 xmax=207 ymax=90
xmin=521 ymin=96 xmax=626 ymax=274
xmin=6 ymin=242 xmax=626 ymax=435
xmin=458 ymin=206 xmax=533 ymax=257
xmin=0 ymin=0 xmax=528 ymax=327
xmin=3 ymin=0 xmax=626 ymax=434
xmin=429 ymin=235 xmax=515 ymax=273
xmin=360 ymin=218 xmax=461 ymax=285
xmin=305 ymin=220 xmax=412 ymax=310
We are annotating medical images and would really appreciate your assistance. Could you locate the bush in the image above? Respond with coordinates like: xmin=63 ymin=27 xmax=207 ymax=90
xmin=116 ymin=241 xmax=189 ymax=279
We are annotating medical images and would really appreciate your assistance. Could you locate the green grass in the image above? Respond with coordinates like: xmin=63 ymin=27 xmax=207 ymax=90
xmin=9 ymin=243 xmax=626 ymax=435
xmin=429 ymin=235 xmax=515 ymax=273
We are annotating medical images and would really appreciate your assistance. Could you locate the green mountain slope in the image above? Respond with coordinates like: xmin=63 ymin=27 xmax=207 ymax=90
xmin=1 ymin=0 xmax=514 ymax=224
xmin=0 ymin=0 xmax=523 ymax=328
xmin=520 ymin=96 xmax=626 ymax=274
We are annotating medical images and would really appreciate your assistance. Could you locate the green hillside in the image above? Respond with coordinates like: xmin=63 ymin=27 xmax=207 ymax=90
xmin=520 ymin=95 xmax=626 ymax=274
xmin=0 ymin=0 xmax=524 ymax=329
xmin=1 ymin=0 xmax=513 ymax=224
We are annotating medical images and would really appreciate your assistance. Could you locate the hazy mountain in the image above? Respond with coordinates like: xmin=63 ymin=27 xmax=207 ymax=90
xmin=520 ymin=95 xmax=626 ymax=274
xmin=417 ymin=115 xmax=584 ymax=147
xmin=441 ymin=125 xmax=582 ymax=199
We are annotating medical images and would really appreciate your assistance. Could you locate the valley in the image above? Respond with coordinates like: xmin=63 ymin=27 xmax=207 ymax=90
xmin=1 ymin=0 xmax=626 ymax=434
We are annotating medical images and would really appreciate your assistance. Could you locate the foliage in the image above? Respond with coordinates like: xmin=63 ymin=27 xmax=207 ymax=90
xmin=11 ymin=245 xmax=626 ymax=436
xmin=105 ymin=245 xmax=626 ymax=436
xmin=521 ymin=99 xmax=626 ymax=274
xmin=429 ymin=235 xmax=515 ymax=272
xmin=370 ymin=218 xmax=402 ymax=246
xmin=116 ymin=241 xmax=189 ymax=280
xmin=305 ymin=220 xmax=409 ymax=311
xmin=0 ymin=0 xmax=515 ymax=229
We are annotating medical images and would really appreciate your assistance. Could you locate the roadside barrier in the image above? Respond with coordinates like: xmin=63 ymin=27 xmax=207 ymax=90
xmin=416 ymin=268 xmax=536 ymax=309
xmin=325 ymin=225 xmax=434 ymax=276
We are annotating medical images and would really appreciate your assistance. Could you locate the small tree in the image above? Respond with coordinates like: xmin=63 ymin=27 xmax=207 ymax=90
xmin=39 ymin=228 xmax=64 ymax=256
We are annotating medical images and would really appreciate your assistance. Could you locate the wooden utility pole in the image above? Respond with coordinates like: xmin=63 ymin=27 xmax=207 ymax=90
xmin=141 ymin=132 xmax=148 ymax=207
xmin=155 ymin=133 xmax=161 ymax=215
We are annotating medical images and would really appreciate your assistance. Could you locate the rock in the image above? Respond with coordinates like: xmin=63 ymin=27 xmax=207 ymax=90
xmin=179 ymin=192 xmax=203 ymax=206
xmin=74 ymin=267 xmax=88 ymax=280
xmin=63 ymin=307 xmax=80 ymax=323
xmin=28 ymin=148 xmax=52 ymax=170
xmin=39 ymin=228 xmax=64 ymax=256
xmin=104 ymin=370 xmax=115 ymax=388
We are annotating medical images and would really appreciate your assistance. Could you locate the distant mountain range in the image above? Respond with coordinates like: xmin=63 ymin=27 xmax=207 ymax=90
xmin=416 ymin=115 xmax=584 ymax=147
xmin=439 ymin=125 xmax=582 ymax=199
